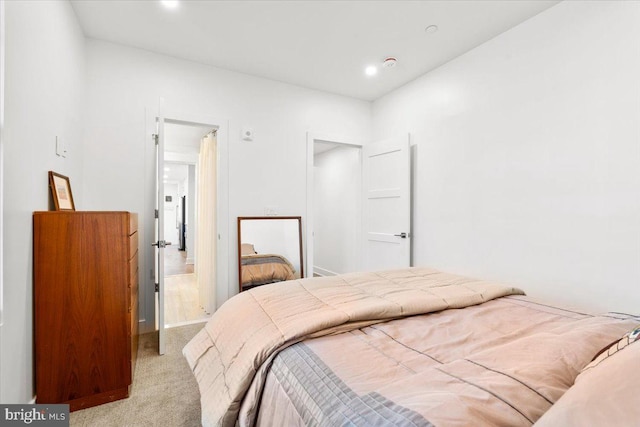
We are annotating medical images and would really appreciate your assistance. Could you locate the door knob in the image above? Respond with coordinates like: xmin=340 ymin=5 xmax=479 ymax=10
xmin=394 ymin=232 xmax=408 ymax=238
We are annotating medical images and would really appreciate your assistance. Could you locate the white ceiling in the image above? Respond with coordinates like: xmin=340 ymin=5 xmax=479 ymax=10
xmin=70 ymin=0 xmax=559 ymax=101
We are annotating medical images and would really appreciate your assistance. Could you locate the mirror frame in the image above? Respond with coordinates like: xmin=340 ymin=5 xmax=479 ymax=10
xmin=237 ymin=216 xmax=304 ymax=292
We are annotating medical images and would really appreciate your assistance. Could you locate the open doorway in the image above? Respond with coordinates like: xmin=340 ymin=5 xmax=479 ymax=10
xmin=149 ymin=107 xmax=229 ymax=355
xmin=163 ymin=122 xmax=213 ymax=328
xmin=306 ymin=134 xmax=363 ymax=277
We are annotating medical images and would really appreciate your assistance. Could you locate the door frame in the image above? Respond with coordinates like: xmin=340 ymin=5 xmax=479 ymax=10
xmin=305 ymin=132 xmax=362 ymax=278
xmin=144 ymin=107 xmax=229 ymax=339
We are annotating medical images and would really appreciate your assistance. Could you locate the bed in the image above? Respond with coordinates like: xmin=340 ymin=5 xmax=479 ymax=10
xmin=240 ymin=243 xmax=296 ymax=290
xmin=183 ymin=267 xmax=640 ymax=426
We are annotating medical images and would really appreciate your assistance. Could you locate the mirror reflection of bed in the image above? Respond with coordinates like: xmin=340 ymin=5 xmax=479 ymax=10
xmin=238 ymin=216 xmax=303 ymax=292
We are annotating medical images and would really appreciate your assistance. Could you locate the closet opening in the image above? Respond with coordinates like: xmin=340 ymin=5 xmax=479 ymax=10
xmin=306 ymin=134 xmax=363 ymax=277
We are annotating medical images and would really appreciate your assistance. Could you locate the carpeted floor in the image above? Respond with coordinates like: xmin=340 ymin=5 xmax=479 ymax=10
xmin=70 ymin=323 xmax=204 ymax=426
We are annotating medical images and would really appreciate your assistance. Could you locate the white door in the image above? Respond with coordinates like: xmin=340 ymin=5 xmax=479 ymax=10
xmin=154 ymin=114 xmax=170 ymax=355
xmin=363 ymin=135 xmax=411 ymax=270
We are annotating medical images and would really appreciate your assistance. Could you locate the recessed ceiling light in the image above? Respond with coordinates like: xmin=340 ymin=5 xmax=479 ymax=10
xmin=365 ymin=66 xmax=378 ymax=76
xmin=161 ymin=0 xmax=179 ymax=9
xmin=163 ymin=174 xmax=169 ymax=179
xmin=164 ymin=167 xmax=170 ymax=171
xmin=425 ymin=25 xmax=438 ymax=34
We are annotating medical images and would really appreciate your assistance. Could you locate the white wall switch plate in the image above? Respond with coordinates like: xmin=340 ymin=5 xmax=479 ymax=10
xmin=56 ymin=136 xmax=68 ymax=158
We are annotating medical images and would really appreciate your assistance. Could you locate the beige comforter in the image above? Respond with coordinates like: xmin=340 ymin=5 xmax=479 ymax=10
xmin=183 ymin=267 xmax=525 ymax=427
xmin=255 ymin=296 xmax=637 ymax=426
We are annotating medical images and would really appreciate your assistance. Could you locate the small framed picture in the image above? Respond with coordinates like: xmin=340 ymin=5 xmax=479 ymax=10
xmin=48 ymin=171 xmax=76 ymax=211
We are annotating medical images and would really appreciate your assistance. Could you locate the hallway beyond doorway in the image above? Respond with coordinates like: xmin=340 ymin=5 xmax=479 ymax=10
xmin=165 ymin=245 xmax=193 ymax=276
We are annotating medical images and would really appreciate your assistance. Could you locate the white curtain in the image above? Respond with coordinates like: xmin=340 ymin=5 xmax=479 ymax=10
xmin=195 ymin=132 xmax=217 ymax=314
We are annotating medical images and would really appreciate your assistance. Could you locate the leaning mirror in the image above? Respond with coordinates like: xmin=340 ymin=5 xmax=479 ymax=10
xmin=238 ymin=216 xmax=303 ymax=292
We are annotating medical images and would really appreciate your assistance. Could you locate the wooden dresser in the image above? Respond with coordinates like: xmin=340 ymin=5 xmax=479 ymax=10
xmin=33 ymin=211 xmax=139 ymax=411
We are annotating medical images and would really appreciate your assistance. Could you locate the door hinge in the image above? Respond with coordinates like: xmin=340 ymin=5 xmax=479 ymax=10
xmin=155 ymin=282 xmax=159 ymax=292
xmin=155 ymin=209 xmax=159 ymax=219
xmin=152 ymin=133 xmax=159 ymax=145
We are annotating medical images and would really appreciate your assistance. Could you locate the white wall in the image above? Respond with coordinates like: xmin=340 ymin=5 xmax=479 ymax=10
xmin=81 ymin=39 xmax=371 ymax=331
xmin=313 ymin=146 xmax=361 ymax=275
xmin=2 ymin=0 xmax=85 ymax=403
xmin=372 ymin=1 xmax=640 ymax=314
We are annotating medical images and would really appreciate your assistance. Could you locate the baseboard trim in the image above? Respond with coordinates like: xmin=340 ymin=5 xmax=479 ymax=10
xmin=139 ymin=318 xmax=154 ymax=335
xmin=29 ymin=397 xmax=36 ymax=404
xmin=313 ymin=266 xmax=338 ymax=277
xmin=166 ymin=318 xmax=210 ymax=329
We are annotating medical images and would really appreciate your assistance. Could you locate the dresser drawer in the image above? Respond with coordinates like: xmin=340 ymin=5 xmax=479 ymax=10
xmin=129 ymin=252 xmax=138 ymax=287
xmin=129 ymin=279 xmax=138 ymax=309
xmin=129 ymin=231 xmax=138 ymax=260
xmin=129 ymin=213 xmax=138 ymax=235
xmin=130 ymin=291 xmax=138 ymax=326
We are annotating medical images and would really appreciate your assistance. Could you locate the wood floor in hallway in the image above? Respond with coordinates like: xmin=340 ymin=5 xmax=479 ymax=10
xmin=165 ymin=273 xmax=211 ymax=327
xmin=164 ymin=245 xmax=194 ymax=275
xmin=163 ymin=245 xmax=210 ymax=327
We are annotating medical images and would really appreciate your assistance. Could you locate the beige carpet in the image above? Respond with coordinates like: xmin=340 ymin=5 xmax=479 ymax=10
xmin=70 ymin=323 xmax=204 ymax=426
